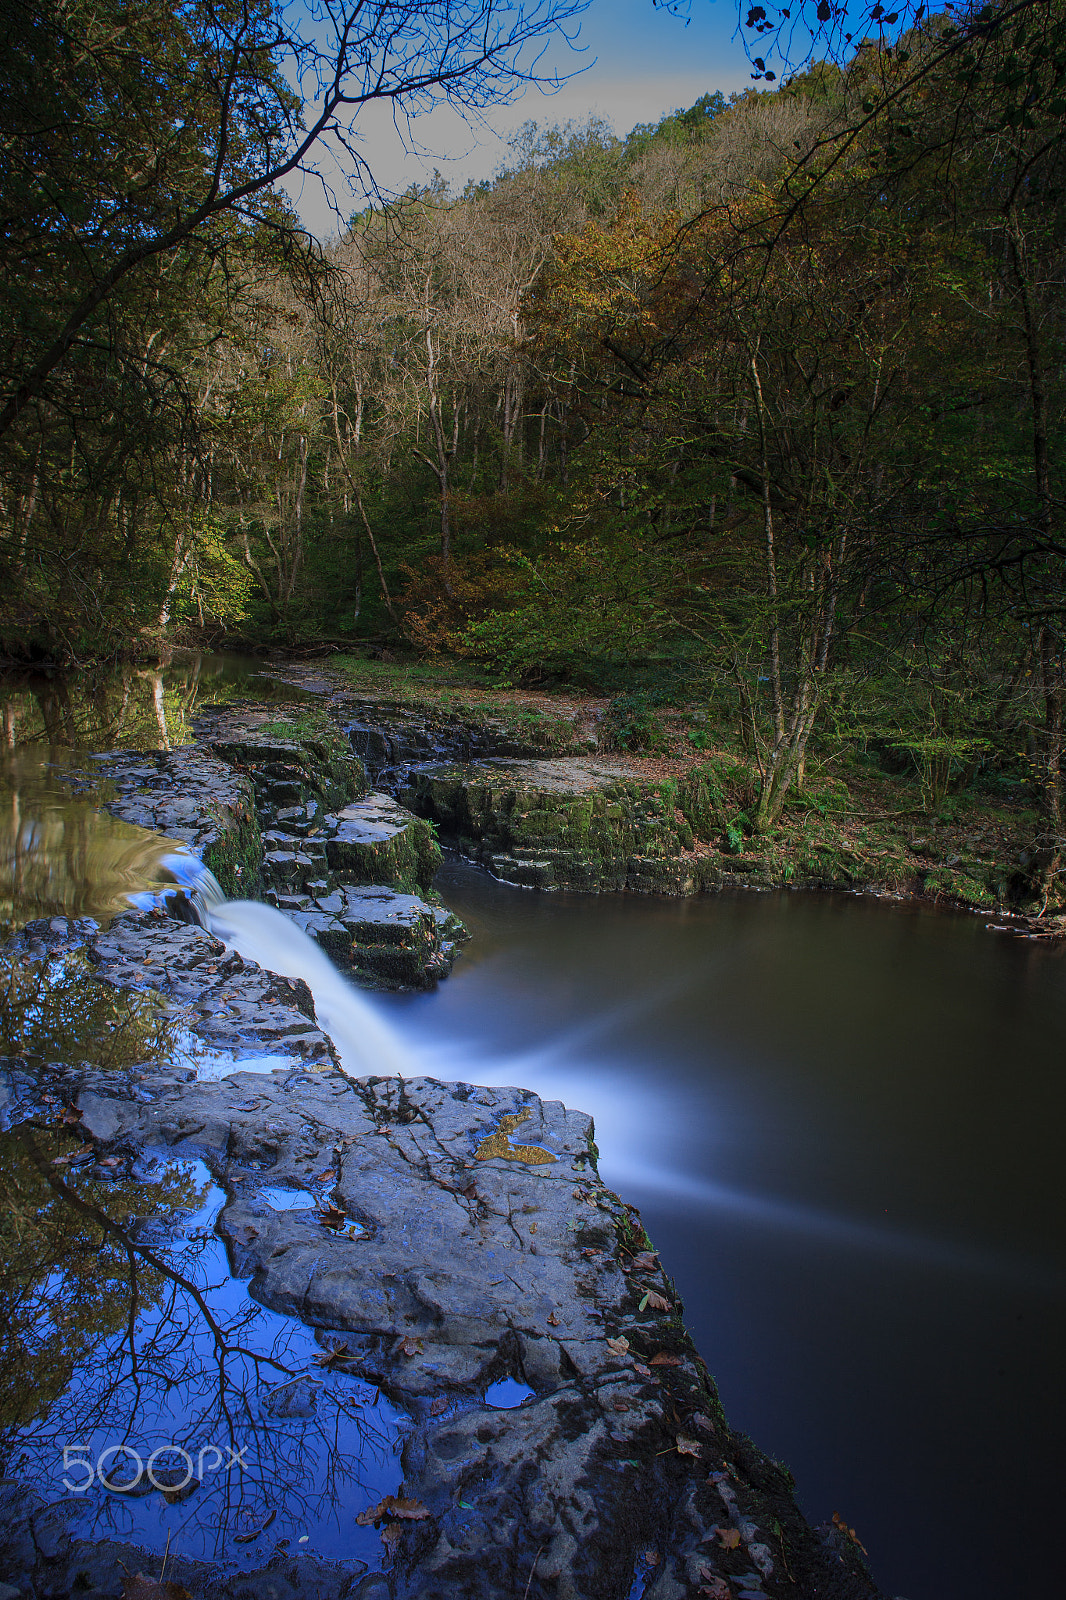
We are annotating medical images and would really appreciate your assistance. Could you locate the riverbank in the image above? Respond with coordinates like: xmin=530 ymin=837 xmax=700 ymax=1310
xmin=0 ymin=683 xmax=887 ymax=1599
xmin=263 ymin=653 xmax=1065 ymax=940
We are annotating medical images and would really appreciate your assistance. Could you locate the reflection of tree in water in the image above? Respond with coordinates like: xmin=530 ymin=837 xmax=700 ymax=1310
xmin=0 ymin=1126 xmax=406 ymax=1565
xmin=0 ymin=952 xmax=174 ymax=1067
xmin=0 ymin=752 xmax=194 ymax=931
xmin=0 ymin=654 xmax=293 ymax=754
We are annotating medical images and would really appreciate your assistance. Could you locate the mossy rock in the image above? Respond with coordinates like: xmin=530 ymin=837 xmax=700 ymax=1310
xmin=202 ymin=806 xmax=262 ymax=900
xmin=325 ymin=793 xmax=441 ymax=894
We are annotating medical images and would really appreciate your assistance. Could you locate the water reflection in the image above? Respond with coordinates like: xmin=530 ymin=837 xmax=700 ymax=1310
xmin=0 ymin=1127 xmax=405 ymax=1567
xmin=0 ymin=750 xmax=201 ymax=932
xmin=0 ymin=949 xmax=171 ymax=1069
xmin=0 ymin=650 xmax=320 ymax=753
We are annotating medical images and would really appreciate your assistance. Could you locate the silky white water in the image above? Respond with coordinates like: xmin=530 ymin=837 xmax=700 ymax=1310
xmin=205 ymin=897 xmax=412 ymax=1078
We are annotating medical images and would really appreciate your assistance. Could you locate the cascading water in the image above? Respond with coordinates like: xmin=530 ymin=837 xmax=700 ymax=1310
xmin=206 ymin=898 xmax=411 ymax=1078
xmin=149 ymin=850 xmax=411 ymax=1077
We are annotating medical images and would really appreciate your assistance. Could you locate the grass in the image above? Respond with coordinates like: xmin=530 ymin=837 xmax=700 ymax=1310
xmin=294 ymin=649 xmax=1056 ymax=919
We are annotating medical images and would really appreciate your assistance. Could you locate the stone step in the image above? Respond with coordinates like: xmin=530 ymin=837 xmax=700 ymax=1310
xmin=324 ymin=792 xmax=440 ymax=894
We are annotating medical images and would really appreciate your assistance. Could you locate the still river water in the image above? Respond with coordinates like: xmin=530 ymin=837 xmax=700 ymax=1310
xmin=384 ymin=863 xmax=1066 ymax=1600
xmin=1 ymin=654 xmax=1064 ymax=1599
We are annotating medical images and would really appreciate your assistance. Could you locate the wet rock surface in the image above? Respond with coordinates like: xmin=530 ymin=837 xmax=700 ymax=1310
xmin=0 ymin=1038 xmax=883 ymax=1600
xmin=9 ymin=910 xmax=336 ymax=1071
xmin=281 ymin=884 xmax=466 ymax=991
xmin=401 ymin=760 xmax=722 ymax=895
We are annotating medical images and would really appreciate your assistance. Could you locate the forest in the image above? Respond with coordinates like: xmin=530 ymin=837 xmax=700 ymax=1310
xmin=1 ymin=0 xmax=1064 ymax=854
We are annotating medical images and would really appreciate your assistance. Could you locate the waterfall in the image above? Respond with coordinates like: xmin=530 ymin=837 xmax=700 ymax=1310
xmin=205 ymin=898 xmax=411 ymax=1079
xmin=151 ymin=851 xmax=411 ymax=1078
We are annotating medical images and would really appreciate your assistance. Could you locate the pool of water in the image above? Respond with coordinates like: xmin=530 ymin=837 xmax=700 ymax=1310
xmin=0 ymin=1136 xmax=407 ymax=1571
xmin=379 ymin=861 xmax=1066 ymax=1600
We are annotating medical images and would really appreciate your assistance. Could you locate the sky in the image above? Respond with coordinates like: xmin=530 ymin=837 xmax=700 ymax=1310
xmin=281 ymin=0 xmax=761 ymax=238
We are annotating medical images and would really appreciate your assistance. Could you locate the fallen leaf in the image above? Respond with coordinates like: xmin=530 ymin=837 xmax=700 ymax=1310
xmin=612 ymin=1400 xmax=631 ymax=1412
xmin=605 ymin=1336 xmax=630 ymax=1356
xmin=692 ymin=1414 xmax=716 ymax=1434
xmin=639 ymin=1290 xmax=671 ymax=1313
xmin=676 ymin=1435 xmax=701 ymax=1457
xmin=580 ymin=1247 xmax=603 ymax=1259
xmin=356 ymin=1494 xmax=432 ymax=1526
xmin=121 ymin=1579 xmax=193 ymax=1600
xmin=648 ymin=1352 xmax=682 ymax=1367
xmin=630 ymin=1251 xmax=659 ymax=1271
xmin=832 ymin=1511 xmax=869 ymax=1556
xmin=313 ymin=1340 xmax=353 ymax=1370
xmin=315 ymin=1169 xmax=336 ymax=1182
xmin=461 ymin=1183 xmax=477 ymax=1198
xmin=717 ymin=1527 xmax=742 ymax=1550
xmin=317 ymin=1204 xmax=346 ymax=1229
xmin=643 ymin=1548 xmax=660 ymax=1566
xmin=381 ymin=1522 xmax=403 ymax=1551
xmin=429 ymin=1396 xmax=449 ymax=1416
xmin=98 ymin=1156 xmax=121 ymax=1168
xmin=698 ymin=1578 xmax=732 ymax=1600
xmin=547 ymin=1312 xmax=560 ymax=1326
xmin=632 ymin=1362 xmax=652 ymax=1378
xmin=399 ymin=1336 xmax=424 ymax=1357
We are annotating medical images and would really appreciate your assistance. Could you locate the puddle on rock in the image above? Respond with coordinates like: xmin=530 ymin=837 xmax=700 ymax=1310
xmin=0 ymin=1126 xmax=408 ymax=1570
xmin=0 ymin=749 xmax=204 ymax=933
xmin=484 ymin=1378 xmax=534 ymax=1409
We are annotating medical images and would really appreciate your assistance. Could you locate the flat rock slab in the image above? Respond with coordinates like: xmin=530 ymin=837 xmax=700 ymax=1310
xmin=79 ymin=747 xmax=259 ymax=898
xmin=279 ymin=884 xmax=467 ymax=989
xmin=326 ymin=793 xmax=441 ymax=895
xmin=403 ymin=761 xmax=722 ymax=895
xmin=0 ymin=1058 xmax=882 ymax=1600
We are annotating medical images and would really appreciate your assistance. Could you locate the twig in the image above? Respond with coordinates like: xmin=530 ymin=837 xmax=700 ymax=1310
xmin=522 ymin=1542 xmax=547 ymax=1600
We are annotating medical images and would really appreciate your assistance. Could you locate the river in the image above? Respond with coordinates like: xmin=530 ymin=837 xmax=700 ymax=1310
xmin=1 ymin=656 xmax=1064 ymax=1598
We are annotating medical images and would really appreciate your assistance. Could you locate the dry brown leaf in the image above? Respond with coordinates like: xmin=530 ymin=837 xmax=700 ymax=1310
xmin=832 ymin=1511 xmax=869 ymax=1556
xmin=546 ymin=1312 xmax=560 ymax=1326
xmin=675 ymin=1435 xmax=701 ymax=1457
xmin=643 ymin=1548 xmax=660 ymax=1566
xmin=316 ymin=1168 xmax=337 ymax=1182
xmin=648 ymin=1352 xmax=682 ymax=1367
xmin=399 ymin=1336 xmax=424 ymax=1357
xmin=429 ymin=1396 xmax=449 ymax=1416
xmin=381 ymin=1522 xmax=403 ymax=1551
xmin=580 ymin=1247 xmax=603 ymax=1259
xmin=356 ymin=1493 xmax=432 ymax=1527
xmin=642 ymin=1290 xmax=671 ymax=1312
xmin=698 ymin=1578 xmax=732 ymax=1600
xmin=605 ymin=1336 xmax=630 ymax=1356
xmin=692 ymin=1413 xmax=716 ymax=1434
xmin=632 ymin=1362 xmax=652 ymax=1378
xmin=717 ymin=1527 xmax=742 ymax=1550
xmin=631 ymin=1251 xmax=659 ymax=1270
xmin=612 ymin=1400 xmax=631 ymax=1413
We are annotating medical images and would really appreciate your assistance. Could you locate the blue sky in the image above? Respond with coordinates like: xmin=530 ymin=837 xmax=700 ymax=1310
xmin=283 ymin=1 xmax=762 ymax=236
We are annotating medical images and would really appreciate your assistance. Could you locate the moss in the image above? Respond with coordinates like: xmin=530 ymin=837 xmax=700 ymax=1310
xmin=202 ymin=806 xmax=262 ymax=899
